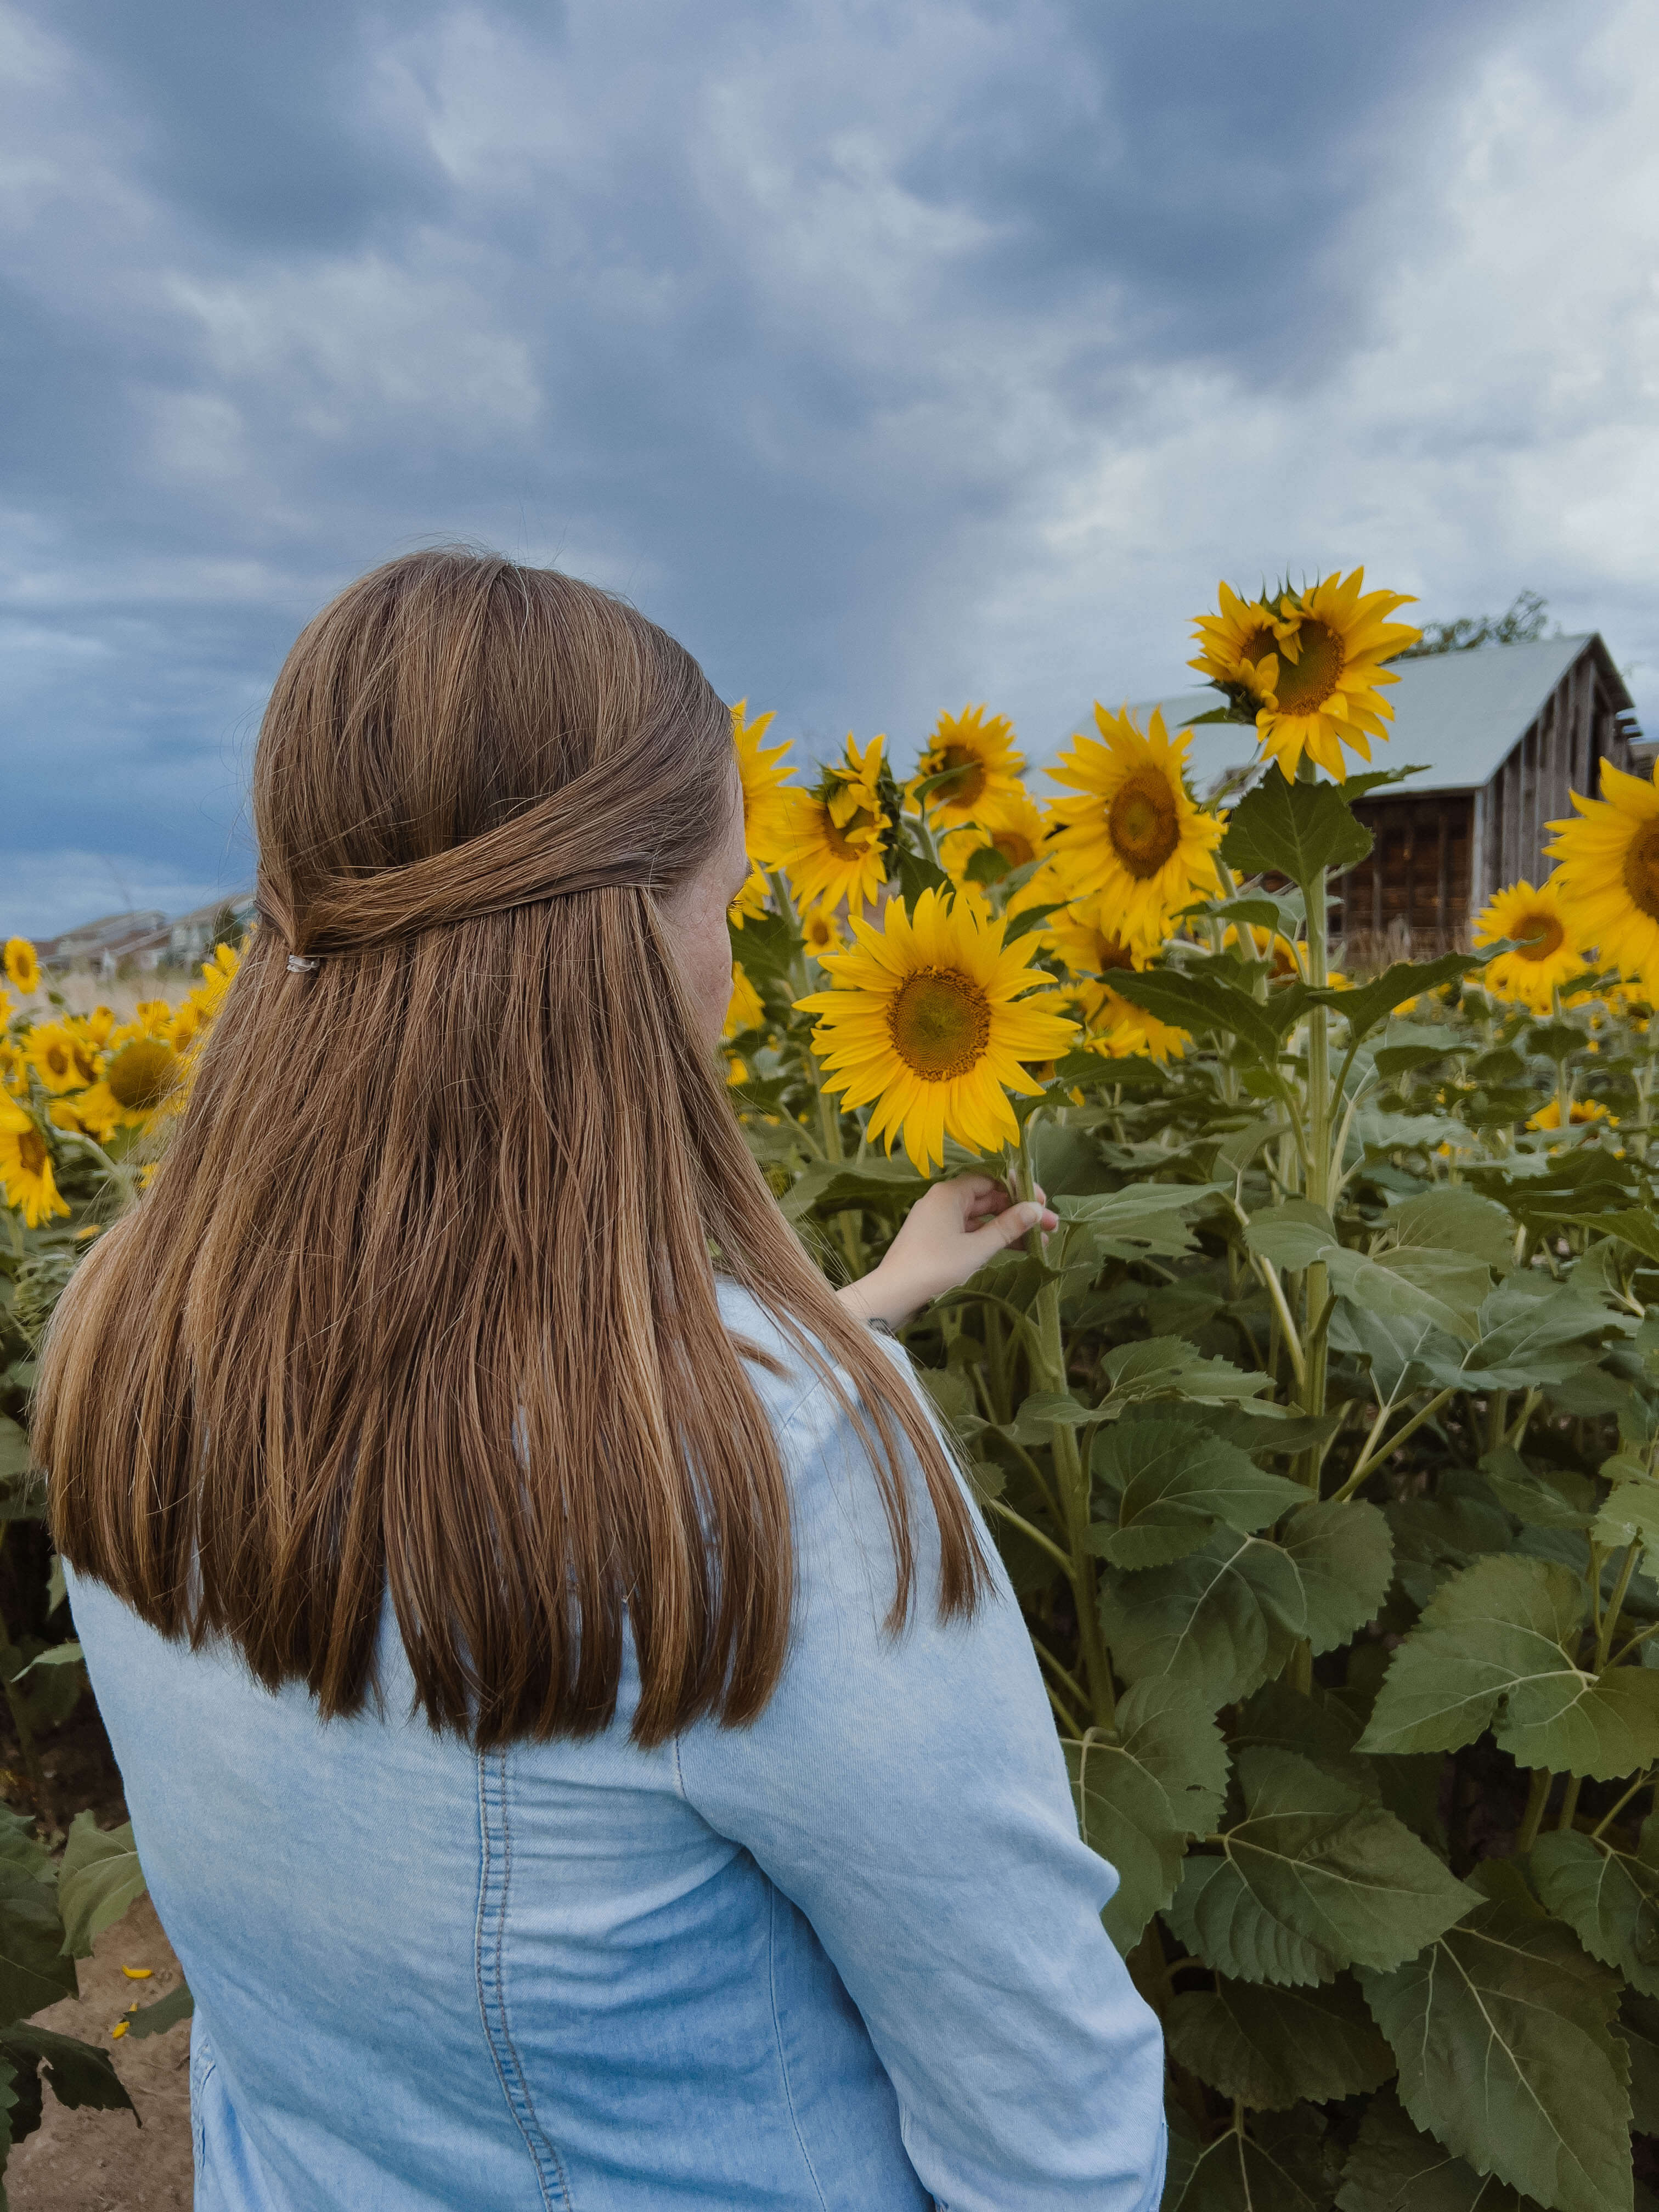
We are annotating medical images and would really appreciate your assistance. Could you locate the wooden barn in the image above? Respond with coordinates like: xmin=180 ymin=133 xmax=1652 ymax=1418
xmin=1063 ymin=634 xmax=1645 ymax=957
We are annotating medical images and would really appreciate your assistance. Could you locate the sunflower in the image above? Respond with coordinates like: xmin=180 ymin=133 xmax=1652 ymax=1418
xmin=724 ymin=962 xmax=764 ymax=1040
xmin=1473 ymin=878 xmax=1587 ymax=1012
xmin=802 ymin=908 xmax=842 ymax=962
xmin=3 ymin=939 xmax=40 ymax=995
xmin=940 ymin=787 xmax=1049 ymax=881
xmin=52 ymin=1085 xmax=122 ymax=1142
xmin=188 ymin=942 xmax=241 ymax=1020
xmin=907 ymin=706 xmax=1026 ymax=830
xmin=1546 ymin=761 xmax=1659 ymax=992
xmin=1191 ymin=569 xmax=1420 ymax=782
xmin=797 ymin=887 xmax=1077 ymax=1174
xmin=1528 ymin=1096 xmax=1617 ymax=1133
xmin=1048 ymin=896 xmax=1188 ymax=1063
xmin=776 ymin=734 xmax=894 ymax=918
xmin=0 ymin=1104 xmax=69 ymax=1228
xmin=1045 ymin=705 xmax=1222 ymax=946
xmin=26 ymin=1022 xmax=94 ymax=1096
xmin=79 ymin=1005 xmax=116 ymax=1048
xmin=103 ymin=1037 xmax=178 ymax=1121
xmin=168 ymin=998 xmax=202 ymax=1053
xmin=729 ymin=699 xmax=794 ymax=929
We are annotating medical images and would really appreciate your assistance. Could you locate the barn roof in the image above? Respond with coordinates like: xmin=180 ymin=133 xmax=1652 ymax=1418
xmin=1034 ymin=633 xmax=1631 ymax=800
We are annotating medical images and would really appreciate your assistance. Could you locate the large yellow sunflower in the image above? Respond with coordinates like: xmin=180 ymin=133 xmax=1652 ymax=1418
xmin=1045 ymin=705 xmax=1223 ymax=945
xmin=0 ymin=1103 xmax=69 ymax=1228
xmin=1547 ymin=761 xmax=1659 ymax=991
xmin=1048 ymin=895 xmax=1188 ymax=1063
xmin=3 ymin=939 xmax=40 ymax=995
xmin=776 ymin=733 xmax=893 ymax=918
xmin=798 ymin=887 xmax=1077 ymax=1175
xmin=1473 ymin=878 xmax=1588 ymax=1013
xmin=907 ymin=706 xmax=1027 ymax=830
xmin=1190 ymin=568 xmax=1420 ymax=781
xmin=26 ymin=1022 xmax=95 ymax=1096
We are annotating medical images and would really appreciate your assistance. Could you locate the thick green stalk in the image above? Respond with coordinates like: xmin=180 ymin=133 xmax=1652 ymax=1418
xmin=1516 ymin=1767 xmax=1552 ymax=1855
xmin=1017 ymin=1121 xmax=1115 ymax=1727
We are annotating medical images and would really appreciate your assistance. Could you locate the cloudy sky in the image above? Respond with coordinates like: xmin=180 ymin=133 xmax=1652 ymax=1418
xmin=2 ymin=0 xmax=1655 ymax=936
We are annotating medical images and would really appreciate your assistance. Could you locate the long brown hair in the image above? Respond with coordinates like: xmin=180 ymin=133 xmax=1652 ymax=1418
xmin=38 ymin=549 xmax=988 ymax=1748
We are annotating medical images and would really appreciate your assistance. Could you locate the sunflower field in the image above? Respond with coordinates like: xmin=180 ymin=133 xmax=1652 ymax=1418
xmin=0 ymin=939 xmax=235 ymax=2160
xmin=8 ymin=566 xmax=1659 ymax=2204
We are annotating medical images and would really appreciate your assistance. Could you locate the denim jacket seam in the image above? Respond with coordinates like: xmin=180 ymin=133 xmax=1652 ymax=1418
xmin=767 ymin=1881 xmax=831 ymax=2212
xmin=474 ymin=1750 xmax=575 ymax=2210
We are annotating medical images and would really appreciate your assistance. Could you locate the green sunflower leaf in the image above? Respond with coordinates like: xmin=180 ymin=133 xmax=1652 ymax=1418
xmin=1243 ymin=1198 xmax=1338 ymax=1272
xmin=1108 ymin=968 xmax=1285 ymax=1064
xmin=1532 ymin=1818 xmax=1659 ymax=1999
xmin=1165 ymin=1972 xmax=1395 ymax=2110
xmin=1361 ymin=1898 xmax=1632 ymax=2212
xmin=57 ymin=1814 xmax=146 ymax=1960
xmin=1064 ymin=1677 xmax=1229 ymax=1954
xmin=1218 ymin=772 xmax=1373 ymax=894
xmin=1164 ymin=2114 xmax=1324 ymax=2212
xmin=1325 ymin=953 xmax=1492 ymax=1047
xmin=1098 ymin=1530 xmax=1307 ymax=1709
xmin=1167 ymin=1748 xmax=1477 ymax=1986
xmin=1356 ymin=1554 xmax=1659 ymax=1777
xmin=1335 ymin=2084 xmax=1546 ymax=2212
xmin=1278 ymin=1500 xmax=1396 ymax=1654
xmin=0 ymin=1863 xmax=77 ymax=2020
xmin=1087 ymin=1417 xmax=1307 ymax=1570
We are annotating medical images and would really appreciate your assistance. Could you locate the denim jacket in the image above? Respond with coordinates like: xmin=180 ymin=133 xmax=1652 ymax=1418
xmin=69 ymin=1283 xmax=1167 ymax=2211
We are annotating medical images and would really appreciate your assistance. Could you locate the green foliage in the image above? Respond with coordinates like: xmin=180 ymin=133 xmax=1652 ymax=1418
xmin=1362 ymin=1901 xmax=1632 ymax=2212
xmin=0 ymin=1806 xmax=170 ymax=2185
xmin=746 ymin=744 xmax=1659 ymax=2209
xmin=58 ymin=1814 xmax=147 ymax=1960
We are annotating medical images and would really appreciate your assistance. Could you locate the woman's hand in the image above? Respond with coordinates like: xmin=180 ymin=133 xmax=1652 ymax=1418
xmin=835 ymin=1174 xmax=1059 ymax=1330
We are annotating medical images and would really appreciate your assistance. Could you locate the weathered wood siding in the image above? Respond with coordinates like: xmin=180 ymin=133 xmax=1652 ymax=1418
xmin=1336 ymin=795 xmax=1473 ymax=958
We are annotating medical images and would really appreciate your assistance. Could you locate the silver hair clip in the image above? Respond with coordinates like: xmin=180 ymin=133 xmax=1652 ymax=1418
xmin=286 ymin=953 xmax=319 ymax=973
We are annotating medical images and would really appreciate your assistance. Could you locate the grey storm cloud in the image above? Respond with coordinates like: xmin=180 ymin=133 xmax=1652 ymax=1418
xmin=1 ymin=0 xmax=1654 ymax=934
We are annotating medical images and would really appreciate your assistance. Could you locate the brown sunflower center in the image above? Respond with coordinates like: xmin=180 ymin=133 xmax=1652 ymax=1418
xmin=107 ymin=1039 xmax=176 ymax=1112
xmin=992 ymin=828 xmax=1037 ymax=868
xmin=1237 ymin=623 xmax=1279 ymax=675
xmin=42 ymin=1042 xmax=70 ymax=1080
xmin=824 ymin=804 xmax=879 ymax=862
xmin=1107 ymin=771 xmax=1180 ymax=878
xmin=1624 ymin=820 xmax=1659 ymax=922
xmin=1272 ymin=617 xmax=1344 ymax=715
xmin=1514 ymin=909 xmax=1566 ymax=962
xmin=931 ymin=744 xmax=986 ymax=807
xmin=888 ymin=967 xmax=991 ymax=1081
xmin=1095 ymin=933 xmax=1136 ymax=972
xmin=18 ymin=1128 xmax=46 ymax=1178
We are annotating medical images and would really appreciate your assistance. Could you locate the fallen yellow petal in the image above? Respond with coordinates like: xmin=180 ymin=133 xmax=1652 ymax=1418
xmin=110 ymin=2022 xmax=127 ymax=2038
xmin=121 ymin=1965 xmax=153 ymax=1979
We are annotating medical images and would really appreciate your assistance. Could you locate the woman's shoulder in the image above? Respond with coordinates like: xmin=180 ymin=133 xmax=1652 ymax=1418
xmin=714 ymin=1276 xmax=849 ymax=1441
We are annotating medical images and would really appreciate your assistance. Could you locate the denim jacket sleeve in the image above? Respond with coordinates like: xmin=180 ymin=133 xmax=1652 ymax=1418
xmin=674 ymin=1358 xmax=1168 ymax=2212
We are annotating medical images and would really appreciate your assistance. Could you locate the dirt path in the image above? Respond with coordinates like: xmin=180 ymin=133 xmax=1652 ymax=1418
xmin=8 ymin=1895 xmax=194 ymax=2211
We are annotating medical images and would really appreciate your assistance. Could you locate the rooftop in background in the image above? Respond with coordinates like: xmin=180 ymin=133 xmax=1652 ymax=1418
xmin=1025 ymin=634 xmax=1645 ymax=799
xmin=32 ymin=891 xmax=256 ymax=977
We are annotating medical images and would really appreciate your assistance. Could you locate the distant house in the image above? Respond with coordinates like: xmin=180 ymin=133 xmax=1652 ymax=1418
xmin=36 ymin=909 xmax=171 ymax=978
xmin=1045 ymin=634 xmax=1645 ymax=957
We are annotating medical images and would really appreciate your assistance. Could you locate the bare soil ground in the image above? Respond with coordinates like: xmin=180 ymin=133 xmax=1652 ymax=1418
xmin=1 ymin=1703 xmax=194 ymax=2209
xmin=8 ymin=1895 xmax=193 ymax=2211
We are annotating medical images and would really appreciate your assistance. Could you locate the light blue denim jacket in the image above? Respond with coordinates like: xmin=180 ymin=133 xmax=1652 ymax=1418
xmin=69 ymin=1283 xmax=1166 ymax=2211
